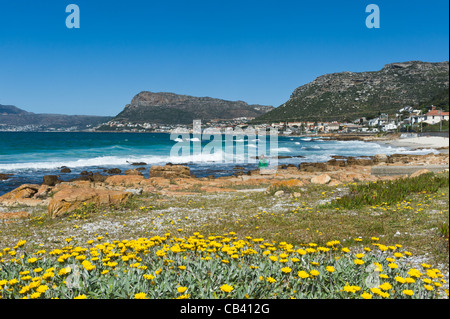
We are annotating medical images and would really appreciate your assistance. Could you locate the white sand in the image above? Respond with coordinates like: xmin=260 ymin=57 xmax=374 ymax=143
xmin=383 ymin=136 xmax=449 ymax=149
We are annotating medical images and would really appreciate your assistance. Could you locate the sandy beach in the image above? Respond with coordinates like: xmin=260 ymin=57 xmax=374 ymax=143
xmin=381 ymin=135 xmax=449 ymax=152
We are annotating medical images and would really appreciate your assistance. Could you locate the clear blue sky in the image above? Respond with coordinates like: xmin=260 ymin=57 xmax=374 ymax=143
xmin=0 ymin=0 xmax=448 ymax=116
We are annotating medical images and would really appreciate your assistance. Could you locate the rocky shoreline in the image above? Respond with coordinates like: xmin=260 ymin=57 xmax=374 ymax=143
xmin=1 ymin=151 xmax=448 ymax=219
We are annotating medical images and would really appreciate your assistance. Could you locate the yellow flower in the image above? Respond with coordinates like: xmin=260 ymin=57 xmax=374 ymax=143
xmin=326 ymin=266 xmax=335 ymax=273
xmin=310 ymin=270 xmax=320 ymax=277
xmin=379 ymin=282 xmax=392 ymax=291
xmin=30 ymin=292 xmax=41 ymax=299
xmin=8 ymin=279 xmax=18 ymax=286
xmin=36 ymin=285 xmax=49 ymax=293
xmin=343 ymin=284 xmax=361 ymax=293
xmin=134 ymin=293 xmax=148 ymax=299
xmin=74 ymin=294 xmax=87 ymax=299
xmin=426 ymin=269 xmax=438 ymax=279
xmin=423 ymin=285 xmax=434 ymax=291
xmin=407 ymin=269 xmax=422 ymax=278
xmin=298 ymin=271 xmax=309 ymax=279
xmin=27 ymin=257 xmax=37 ymax=264
xmin=177 ymin=286 xmax=188 ymax=293
xmin=220 ymin=284 xmax=234 ymax=293
xmin=360 ymin=292 xmax=373 ymax=299
xmin=266 ymin=277 xmax=277 ymax=283
xmin=373 ymin=262 xmax=383 ymax=272
xmin=395 ymin=276 xmax=406 ymax=284
xmin=16 ymin=240 xmax=27 ymax=247
xmin=143 ymin=274 xmax=155 ymax=280
xmin=354 ymin=259 xmax=364 ymax=265
xmin=178 ymin=266 xmax=186 ymax=271
xmin=370 ymin=287 xmax=389 ymax=298
xmin=402 ymin=290 xmax=413 ymax=296
xmin=388 ymin=263 xmax=398 ymax=269
xmin=281 ymin=267 xmax=292 ymax=274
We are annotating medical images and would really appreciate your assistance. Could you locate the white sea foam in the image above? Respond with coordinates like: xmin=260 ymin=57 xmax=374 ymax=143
xmin=0 ymin=138 xmax=439 ymax=172
xmin=275 ymin=147 xmax=291 ymax=153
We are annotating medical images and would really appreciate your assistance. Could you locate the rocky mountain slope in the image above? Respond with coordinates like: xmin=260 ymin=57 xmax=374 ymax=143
xmin=254 ymin=61 xmax=449 ymax=123
xmin=108 ymin=91 xmax=274 ymax=125
xmin=0 ymin=104 xmax=113 ymax=131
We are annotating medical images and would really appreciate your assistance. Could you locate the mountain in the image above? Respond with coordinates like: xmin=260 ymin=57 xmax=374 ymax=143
xmin=0 ymin=104 xmax=30 ymax=115
xmin=253 ymin=61 xmax=449 ymax=123
xmin=107 ymin=91 xmax=274 ymax=125
xmin=0 ymin=104 xmax=113 ymax=131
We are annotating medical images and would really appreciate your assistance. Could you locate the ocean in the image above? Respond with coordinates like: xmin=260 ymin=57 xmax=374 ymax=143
xmin=0 ymin=131 xmax=438 ymax=196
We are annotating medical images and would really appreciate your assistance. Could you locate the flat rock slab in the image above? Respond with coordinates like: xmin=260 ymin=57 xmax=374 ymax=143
xmin=371 ymin=165 xmax=449 ymax=176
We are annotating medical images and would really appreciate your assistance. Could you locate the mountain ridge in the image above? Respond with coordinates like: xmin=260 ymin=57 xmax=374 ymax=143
xmin=0 ymin=104 xmax=113 ymax=131
xmin=110 ymin=91 xmax=274 ymax=125
xmin=254 ymin=60 xmax=449 ymax=123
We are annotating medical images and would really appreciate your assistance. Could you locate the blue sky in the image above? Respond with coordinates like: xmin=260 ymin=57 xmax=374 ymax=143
xmin=0 ymin=0 xmax=448 ymax=116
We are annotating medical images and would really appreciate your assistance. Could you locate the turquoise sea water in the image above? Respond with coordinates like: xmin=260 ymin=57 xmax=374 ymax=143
xmin=0 ymin=132 xmax=437 ymax=195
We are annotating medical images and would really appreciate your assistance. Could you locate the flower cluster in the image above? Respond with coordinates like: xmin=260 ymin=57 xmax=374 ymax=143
xmin=0 ymin=234 xmax=447 ymax=299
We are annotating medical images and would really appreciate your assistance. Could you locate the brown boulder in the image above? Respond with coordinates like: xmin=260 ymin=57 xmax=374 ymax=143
xmin=346 ymin=156 xmax=376 ymax=166
xmin=131 ymin=162 xmax=147 ymax=166
xmin=0 ymin=184 xmax=40 ymax=201
xmin=105 ymin=175 xmax=145 ymax=186
xmin=326 ymin=158 xmax=347 ymax=167
xmin=374 ymin=154 xmax=389 ymax=163
xmin=0 ymin=184 xmax=46 ymax=207
xmin=311 ymin=174 xmax=331 ymax=185
xmin=149 ymin=164 xmax=191 ymax=179
xmin=33 ymin=185 xmax=53 ymax=199
xmin=0 ymin=173 xmax=13 ymax=181
xmin=125 ymin=169 xmax=144 ymax=176
xmin=299 ymin=162 xmax=329 ymax=172
xmin=48 ymin=185 xmax=131 ymax=218
xmin=104 ymin=168 xmax=122 ymax=175
xmin=43 ymin=175 xmax=61 ymax=186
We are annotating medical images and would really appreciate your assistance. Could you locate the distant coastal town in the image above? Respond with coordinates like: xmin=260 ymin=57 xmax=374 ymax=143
xmin=10 ymin=104 xmax=443 ymax=134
